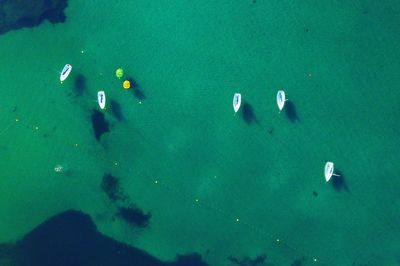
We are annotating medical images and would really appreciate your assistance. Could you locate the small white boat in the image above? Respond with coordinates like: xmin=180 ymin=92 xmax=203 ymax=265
xmin=277 ymin=90 xmax=286 ymax=112
xmin=60 ymin=64 xmax=72 ymax=82
xmin=98 ymin=91 xmax=106 ymax=109
xmin=324 ymin=161 xmax=339 ymax=182
xmin=233 ymin=93 xmax=241 ymax=113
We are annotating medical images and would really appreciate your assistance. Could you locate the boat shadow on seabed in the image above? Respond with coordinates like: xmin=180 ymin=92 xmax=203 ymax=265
xmin=284 ymin=101 xmax=300 ymax=122
xmin=73 ymin=74 xmax=87 ymax=96
xmin=126 ymin=77 xmax=146 ymax=101
xmin=331 ymin=170 xmax=349 ymax=192
xmin=241 ymin=102 xmax=261 ymax=126
xmin=110 ymin=100 xmax=125 ymax=122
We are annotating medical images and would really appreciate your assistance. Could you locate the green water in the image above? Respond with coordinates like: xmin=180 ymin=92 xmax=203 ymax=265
xmin=1 ymin=0 xmax=400 ymax=265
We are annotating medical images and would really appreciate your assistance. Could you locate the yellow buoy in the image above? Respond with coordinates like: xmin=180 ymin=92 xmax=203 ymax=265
xmin=123 ymin=80 xmax=131 ymax=90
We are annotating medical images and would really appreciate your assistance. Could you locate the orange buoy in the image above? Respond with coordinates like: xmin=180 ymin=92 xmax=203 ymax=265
xmin=123 ymin=80 xmax=131 ymax=90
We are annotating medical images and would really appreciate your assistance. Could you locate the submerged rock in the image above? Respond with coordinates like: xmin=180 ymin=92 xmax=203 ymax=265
xmin=100 ymin=173 xmax=126 ymax=202
xmin=227 ymin=254 xmax=267 ymax=266
xmin=0 ymin=0 xmax=68 ymax=35
xmin=118 ymin=205 xmax=151 ymax=228
xmin=291 ymin=257 xmax=305 ymax=266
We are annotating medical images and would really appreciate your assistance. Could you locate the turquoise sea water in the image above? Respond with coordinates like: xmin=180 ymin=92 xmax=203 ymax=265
xmin=1 ymin=0 xmax=400 ymax=265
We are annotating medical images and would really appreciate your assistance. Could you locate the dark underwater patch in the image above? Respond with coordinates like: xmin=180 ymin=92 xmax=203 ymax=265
xmin=110 ymin=100 xmax=125 ymax=122
xmin=100 ymin=173 xmax=126 ymax=202
xmin=228 ymin=254 xmax=268 ymax=266
xmin=0 ymin=210 xmax=209 ymax=266
xmin=133 ymin=88 xmax=146 ymax=101
xmin=241 ymin=103 xmax=256 ymax=124
xmin=175 ymin=253 xmax=210 ymax=266
xmin=91 ymin=109 xmax=109 ymax=141
xmin=127 ymin=78 xmax=146 ymax=101
xmin=291 ymin=257 xmax=305 ymax=266
xmin=0 ymin=243 xmax=16 ymax=265
xmin=0 ymin=0 xmax=68 ymax=36
xmin=73 ymin=74 xmax=87 ymax=96
xmin=118 ymin=205 xmax=151 ymax=228
xmin=284 ymin=101 xmax=299 ymax=122
xmin=241 ymin=102 xmax=261 ymax=126
xmin=331 ymin=170 xmax=349 ymax=192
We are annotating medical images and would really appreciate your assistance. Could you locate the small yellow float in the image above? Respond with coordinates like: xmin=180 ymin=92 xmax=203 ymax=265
xmin=123 ymin=80 xmax=131 ymax=90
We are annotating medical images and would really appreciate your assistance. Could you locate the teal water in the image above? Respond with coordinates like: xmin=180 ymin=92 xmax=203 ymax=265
xmin=1 ymin=0 xmax=400 ymax=265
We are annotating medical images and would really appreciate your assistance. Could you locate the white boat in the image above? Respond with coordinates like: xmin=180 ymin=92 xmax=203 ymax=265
xmin=60 ymin=64 xmax=72 ymax=82
xmin=324 ymin=161 xmax=339 ymax=182
xmin=98 ymin=91 xmax=106 ymax=109
xmin=277 ymin=90 xmax=286 ymax=112
xmin=233 ymin=93 xmax=241 ymax=113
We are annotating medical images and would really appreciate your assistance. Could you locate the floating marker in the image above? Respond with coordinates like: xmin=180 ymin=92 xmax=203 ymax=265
xmin=123 ymin=80 xmax=131 ymax=89
xmin=116 ymin=68 xmax=124 ymax=79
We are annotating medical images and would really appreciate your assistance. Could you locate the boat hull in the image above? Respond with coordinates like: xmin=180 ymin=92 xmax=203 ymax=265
xmin=98 ymin=91 xmax=106 ymax=109
xmin=60 ymin=64 xmax=72 ymax=82
xmin=277 ymin=90 xmax=285 ymax=111
xmin=324 ymin=162 xmax=334 ymax=182
xmin=233 ymin=93 xmax=241 ymax=113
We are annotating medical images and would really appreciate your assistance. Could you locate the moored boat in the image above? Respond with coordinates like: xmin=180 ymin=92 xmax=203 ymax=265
xmin=324 ymin=161 xmax=335 ymax=182
xmin=277 ymin=90 xmax=286 ymax=112
xmin=233 ymin=93 xmax=241 ymax=113
xmin=60 ymin=64 xmax=72 ymax=82
xmin=98 ymin=91 xmax=106 ymax=109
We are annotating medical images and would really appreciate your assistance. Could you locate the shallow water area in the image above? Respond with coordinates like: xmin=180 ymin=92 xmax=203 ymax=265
xmin=1 ymin=0 xmax=400 ymax=265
